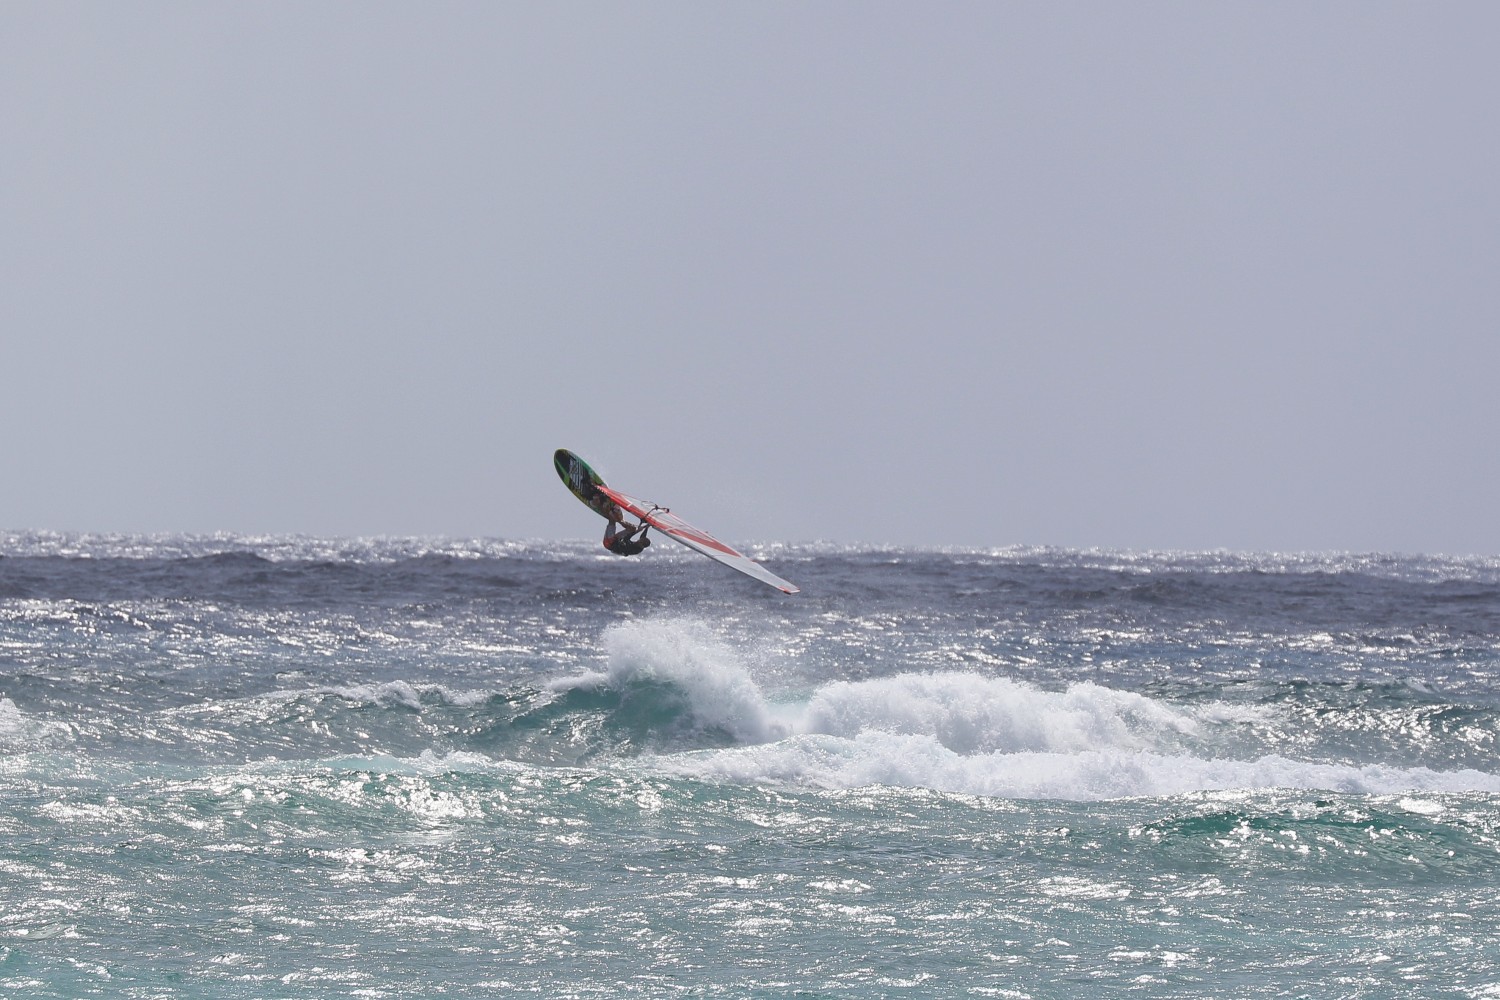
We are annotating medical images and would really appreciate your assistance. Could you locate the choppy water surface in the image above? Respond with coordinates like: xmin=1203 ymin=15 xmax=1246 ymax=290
xmin=3 ymin=534 xmax=1499 ymax=997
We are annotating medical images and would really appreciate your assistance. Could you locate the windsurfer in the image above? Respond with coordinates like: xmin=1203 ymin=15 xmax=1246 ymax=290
xmin=603 ymin=514 xmax=651 ymax=556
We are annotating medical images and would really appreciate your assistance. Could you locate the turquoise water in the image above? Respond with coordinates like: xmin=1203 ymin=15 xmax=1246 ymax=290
xmin=3 ymin=536 xmax=1499 ymax=996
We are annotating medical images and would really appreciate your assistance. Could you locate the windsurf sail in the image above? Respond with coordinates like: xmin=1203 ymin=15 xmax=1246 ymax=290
xmin=594 ymin=483 xmax=799 ymax=594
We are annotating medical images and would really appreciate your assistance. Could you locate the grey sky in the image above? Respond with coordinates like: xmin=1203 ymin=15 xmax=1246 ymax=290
xmin=4 ymin=3 xmax=1497 ymax=553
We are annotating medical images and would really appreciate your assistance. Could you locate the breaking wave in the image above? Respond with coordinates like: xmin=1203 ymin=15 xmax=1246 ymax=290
xmin=562 ymin=619 xmax=1500 ymax=801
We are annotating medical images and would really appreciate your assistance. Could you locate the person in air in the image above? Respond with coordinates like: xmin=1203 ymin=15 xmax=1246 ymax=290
xmin=602 ymin=512 xmax=651 ymax=556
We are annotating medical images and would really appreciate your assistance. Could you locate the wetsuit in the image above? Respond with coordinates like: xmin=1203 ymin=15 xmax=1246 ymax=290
xmin=603 ymin=519 xmax=651 ymax=556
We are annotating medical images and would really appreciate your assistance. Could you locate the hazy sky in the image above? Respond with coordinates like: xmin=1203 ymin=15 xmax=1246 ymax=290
xmin=4 ymin=3 xmax=1497 ymax=553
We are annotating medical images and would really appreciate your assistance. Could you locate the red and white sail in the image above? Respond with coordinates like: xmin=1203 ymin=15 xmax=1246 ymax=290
xmin=595 ymin=484 xmax=799 ymax=594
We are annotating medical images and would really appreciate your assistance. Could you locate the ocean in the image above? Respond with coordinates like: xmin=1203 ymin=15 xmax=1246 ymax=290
xmin=2 ymin=533 xmax=1499 ymax=998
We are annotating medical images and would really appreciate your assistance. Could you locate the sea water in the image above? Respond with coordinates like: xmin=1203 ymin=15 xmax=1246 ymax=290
xmin=2 ymin=533 xmax=1498 ymax=998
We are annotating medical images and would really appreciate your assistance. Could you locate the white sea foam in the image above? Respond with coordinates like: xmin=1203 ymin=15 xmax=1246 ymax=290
xmin=558 ymin=620 xmax=1209 ymax=755
xmin=0 ymin=696 xmax=69 ymax=748
xmin=580 ymin=619 xmax=1500 ymax=801
xmin=0 ymin=697 xmax=27 ymax=738
xmin=802 ymin=673 xmax=1199 ymax=753
xmin=653 ymin=736 xmax=1500 ymax=800
xmin=550 ymin=619 xmax=780 ymax=743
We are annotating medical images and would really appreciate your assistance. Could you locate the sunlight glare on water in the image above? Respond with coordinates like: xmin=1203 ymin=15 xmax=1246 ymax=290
xmin=1 ymin=534 xmax=1499 ymax=996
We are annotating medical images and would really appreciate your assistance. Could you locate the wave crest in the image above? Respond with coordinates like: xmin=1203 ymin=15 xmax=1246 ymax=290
xmin=550 ymin=618 xmax=1500 ymax=801
xmin=803 ymin=673 xmax=1198 ymax=754
xmin=550 ymin=619 xmax=779 ymax=743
